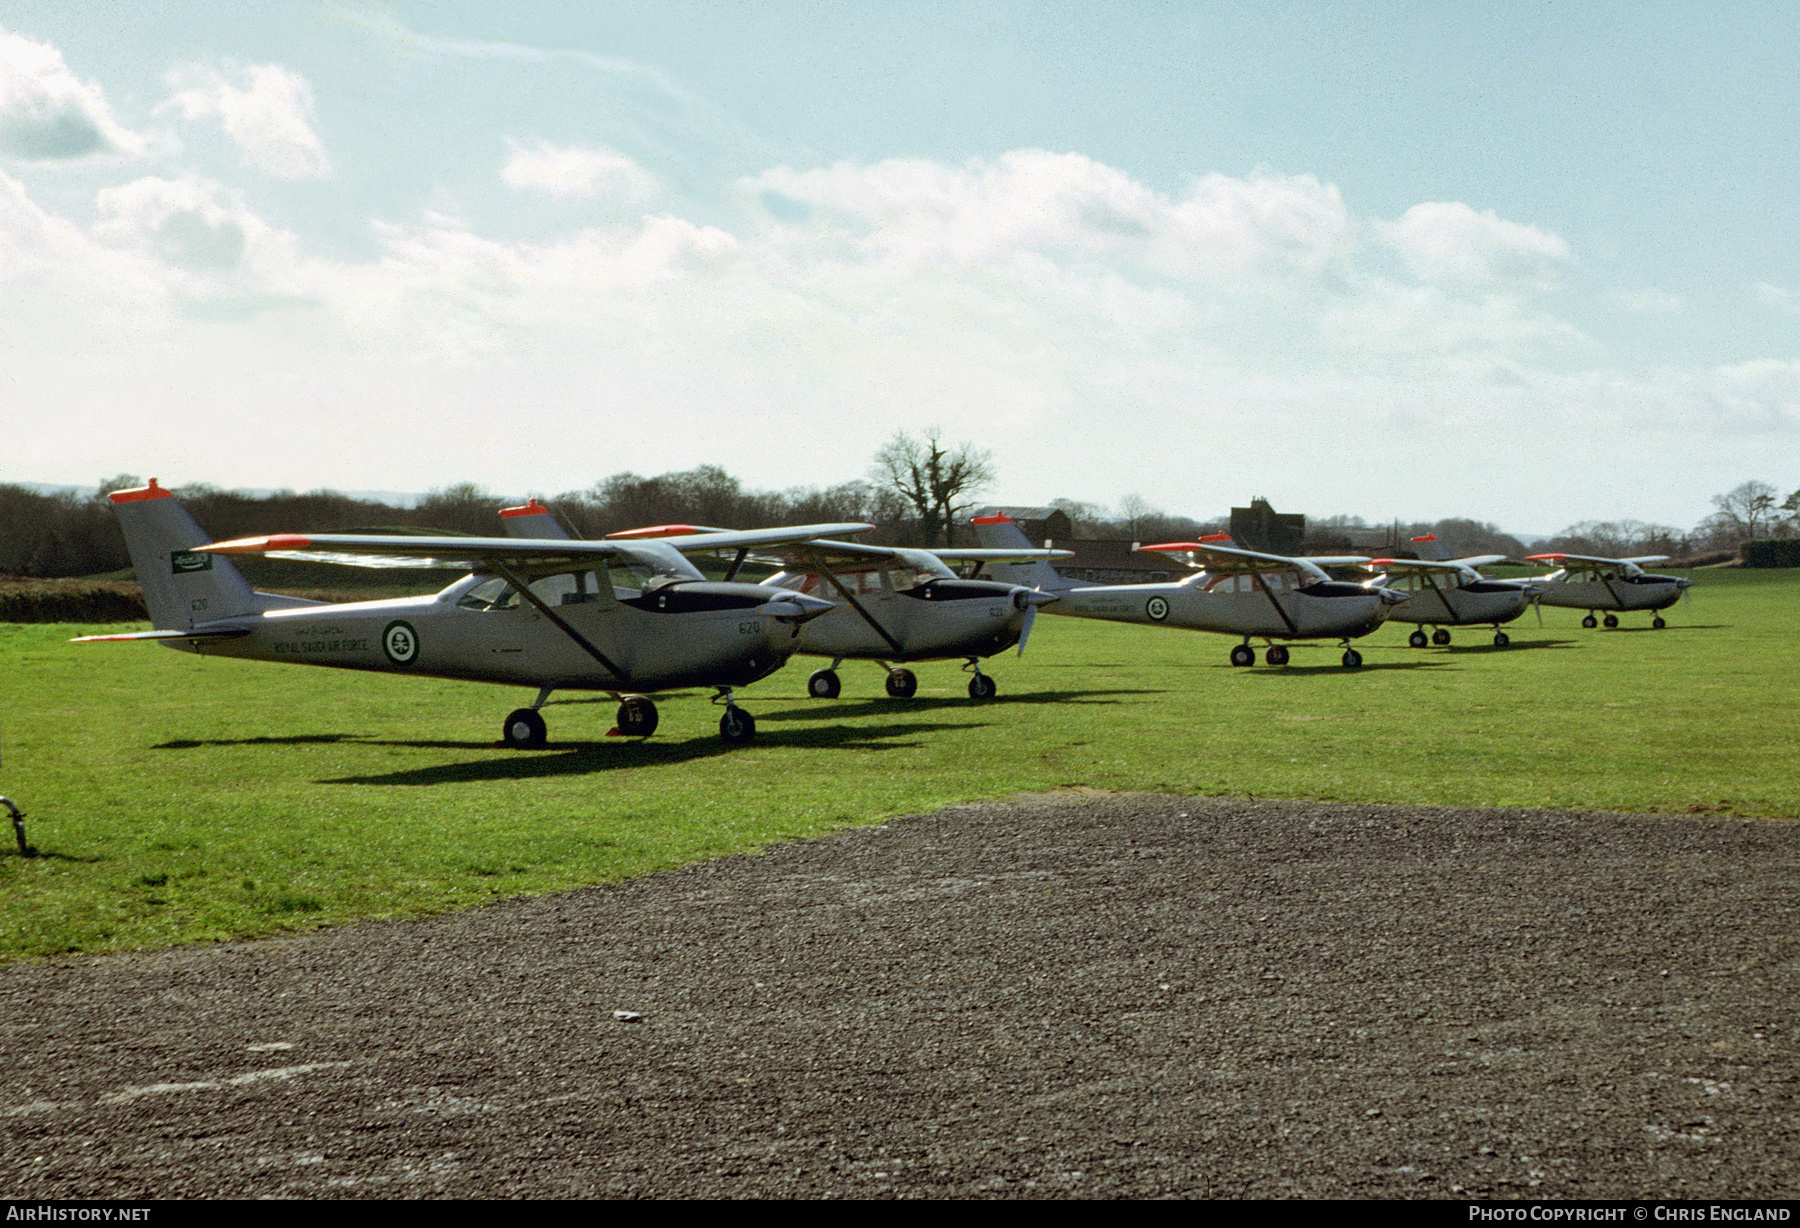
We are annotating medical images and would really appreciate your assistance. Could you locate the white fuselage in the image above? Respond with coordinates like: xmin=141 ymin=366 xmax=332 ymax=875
xmin=1535 ymin=570 xmax=1690 ymax=613
xmin=1387 ymin=576 xmax=1534 ymax=628
xmin=171 ymin=573 xmax=813 ymax=694
xmin=1048 ymin=570 xmax=1393 ymax=641
xmin=771 ymin=569 xmax=1034 ymax=662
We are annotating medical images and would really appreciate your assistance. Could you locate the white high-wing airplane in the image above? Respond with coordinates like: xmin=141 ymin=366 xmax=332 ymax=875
xmin=75 ymin=480 xmax=864 ymax=747
xmin=1524 ymin=552 xmax=1695 ymax=628
xmin=498 ymin=500 xmax=1065 ymax=700
xmin=971 ymin=514 xmax=1405 ymax=668
xmin=1362 ymin=534 xmax=1543 ymax=648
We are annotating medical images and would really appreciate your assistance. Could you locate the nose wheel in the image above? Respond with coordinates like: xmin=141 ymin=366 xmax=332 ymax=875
xmin=1229 ymin=643 xmax=1256 ymax=667
xmin=807 ymin=668 xmax=842 ymax=699
xmin=1408 ymin=630 xmax=1428 ymax=648
xmin=1431 ymin=628 xmax=1451 ymax=646
xmin=1265 ymin=645 xmax=1290 ymax=666
xmin=884 ymin=667 xmax=918 ymax=699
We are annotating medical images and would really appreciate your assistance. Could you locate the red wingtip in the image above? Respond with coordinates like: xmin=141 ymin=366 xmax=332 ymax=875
xmin=1411 ymin=534 xmax=1438 ymax=543
xmin=205 ymin=533 xmax=314 ymax=554
xmin=500 ymin=498 xmax=550 ymax=518
xmin=606 ymin=524 xmax=706 ymax=540
xmin=971 ymin=514 xmax=1014 ymax=524
xmin=1199 ymin=533 xmax=1232 ymax=543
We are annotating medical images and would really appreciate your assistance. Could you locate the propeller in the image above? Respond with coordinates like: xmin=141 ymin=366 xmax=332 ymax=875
xmin=1015 ymin=589 xmax=1058 ymax=655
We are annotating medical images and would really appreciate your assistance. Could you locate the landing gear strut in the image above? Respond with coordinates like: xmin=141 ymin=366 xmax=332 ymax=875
xmin=714 ymin=689 xmax=756 ymax=744
xmin=965 ymin=660 xmax=998 ymax=700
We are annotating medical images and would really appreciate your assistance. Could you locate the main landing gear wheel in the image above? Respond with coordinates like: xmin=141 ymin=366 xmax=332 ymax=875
xmin=1603 ymin=614 xmax=1619 ymax=628
xmin=1581 ymin=614 xmax=1599 ymax=629
xmin=1432 ymin=628 xmax=1452 ymax=646
xmin=1653 ymin=616 xmax=1667 ymax=629
xmin=967 ymin=673 xmax=998 ymax=700
xmin=1229 ymin=644 xmax=1256 ymax=667
xmin=1493 ymin=631 xmax=1510 ymax=647
xmin=1265 ymin=645 xmax=1290 ymax=666
xmin=502 ymin=708 xmax=547 ymax=749
xmin=807 ymin=669 xmax=841 ymax=699
xmin=1341 ymin=648 xmax=1363 ymax=668
xmin=718 ymin=706 xmax=756 ymax=744
xmin=614 ymin=696 xmax=659 ymax=738
xmin=1408 ymin=630 xmax=1428 ymax=648
xmin=885 ymin=668 xmax=918 ymax=699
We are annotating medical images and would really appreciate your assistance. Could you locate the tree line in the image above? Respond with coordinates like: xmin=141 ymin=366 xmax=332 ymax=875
xmin=4 ymin=449 xmax=1791 ymax=581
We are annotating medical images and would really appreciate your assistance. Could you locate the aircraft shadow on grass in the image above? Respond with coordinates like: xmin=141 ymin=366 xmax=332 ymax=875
xmin=317 ymin=717 xmax=987 ymax=786
xmin=750 ymin=687 xmax=1152 ymax=723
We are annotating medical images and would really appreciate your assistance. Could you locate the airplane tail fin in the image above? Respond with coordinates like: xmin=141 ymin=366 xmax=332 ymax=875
xmin=108 ymin=480 xmax=301 ymax=630
xmin=970 ymin=514 xmax=1077 ymax=592
xmin=1409 ymin=534 xmax=1452 ymax=562
xmin=499 ymin=497 xmax=574 ymax=540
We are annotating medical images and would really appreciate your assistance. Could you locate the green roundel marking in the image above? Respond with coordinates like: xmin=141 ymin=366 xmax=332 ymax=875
xmin=1145 ymin=596 xmax=1170 ymax=621
xmin=382 ymin=619 xmax=420 ymax=666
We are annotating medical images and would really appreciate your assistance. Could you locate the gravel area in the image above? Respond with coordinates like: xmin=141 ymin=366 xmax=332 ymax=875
xmin=2 ymin=792 xmax=1797 ymax=1199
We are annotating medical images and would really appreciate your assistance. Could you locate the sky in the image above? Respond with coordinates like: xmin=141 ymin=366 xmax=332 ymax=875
xmin=2 ymin=1 xmax=1796 ymax=538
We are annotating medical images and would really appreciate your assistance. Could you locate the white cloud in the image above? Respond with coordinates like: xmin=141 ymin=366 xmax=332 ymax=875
xmin=502 ymin=141 xmax=658 ymax=206
xmin=1381 ymin=201 xmax=1571 ymax=290
xmin=160 ymin=63 xmax=330 ymax=179
xmin=1755 ymin=282 xmax=1798 ymax=315
xmin=745 ymin=152 xmax=1354 ymax=285
xmin=0 ymin=29 xmax=144 ymax=160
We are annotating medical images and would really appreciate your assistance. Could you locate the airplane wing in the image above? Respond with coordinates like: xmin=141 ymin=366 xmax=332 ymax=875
xmin=1526 ymin=552 xmax=1669 ymax=567
xmin=201 ymin=523 xmax=876 ymax=569
xmin=1362 ymin=556 xmax=1484 ymax=576
xmin=1135 ymin=538 xmax=1345 ymax=584
xmin=596 ymin=528 xmax=1066 ymax=572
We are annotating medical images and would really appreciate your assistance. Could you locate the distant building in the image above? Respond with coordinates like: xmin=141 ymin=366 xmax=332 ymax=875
xmin=1229 ymin=497 xmax=1305 ymax=555
xmin=972 ymin=506 xmax=1179 ymax=583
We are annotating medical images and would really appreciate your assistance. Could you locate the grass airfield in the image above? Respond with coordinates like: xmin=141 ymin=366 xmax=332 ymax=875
xmin=2 ymin=566 xmax=1792 ymax=961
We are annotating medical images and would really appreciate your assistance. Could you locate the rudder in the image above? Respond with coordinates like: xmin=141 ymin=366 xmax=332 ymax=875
xmin=109 ymin=480 xmax=262 ymax=630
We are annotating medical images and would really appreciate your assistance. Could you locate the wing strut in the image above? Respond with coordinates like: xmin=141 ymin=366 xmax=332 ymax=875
xmin=1259 ymin=574 xmax=1299 ymax=635
xmin=806 ymin=547 xmax=906 ymax=655
xmin=1597 ymin=572 xmax=1626 ymax=610
xmin=489 ymin=559 xmax=631 ymax=685
xmin=1422 ymin=572 xmax=1463 ymax=623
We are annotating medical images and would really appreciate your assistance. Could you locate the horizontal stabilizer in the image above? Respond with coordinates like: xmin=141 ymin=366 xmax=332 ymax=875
xmin=72 ymin=626 xmax=253 ymax=644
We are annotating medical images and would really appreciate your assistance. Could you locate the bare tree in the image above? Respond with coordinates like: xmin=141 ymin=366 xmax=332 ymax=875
xmin=1711 ymin=480 xmax=1779 ymax=542
xmin=871 ymin=429 xmax=995 ymax=547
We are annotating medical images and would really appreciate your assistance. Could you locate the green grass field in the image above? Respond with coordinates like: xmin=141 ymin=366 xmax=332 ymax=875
xmin=2 ymin=567 xmax=1792 ymax=960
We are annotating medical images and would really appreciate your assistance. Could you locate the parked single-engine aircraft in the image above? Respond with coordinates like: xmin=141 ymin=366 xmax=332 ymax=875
xmin=1362 ymin=535 xmax=1543 ymax=647
xmin=971 ymin=515 xmax=1405 ymax=668
xmin=75 ymin=480 xmax=864 ymax=746
xmin=497 ymin=500 xmax=1065 ymax=699
xmin=1524 ymin=552 xmax=1695 ymax=628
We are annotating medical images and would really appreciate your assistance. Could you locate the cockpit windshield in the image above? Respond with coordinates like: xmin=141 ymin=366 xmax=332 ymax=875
xmin=890 ymin=548 xmax=958 ymax=588
xmin=609 ymin=541 xmax=706 ymax=590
